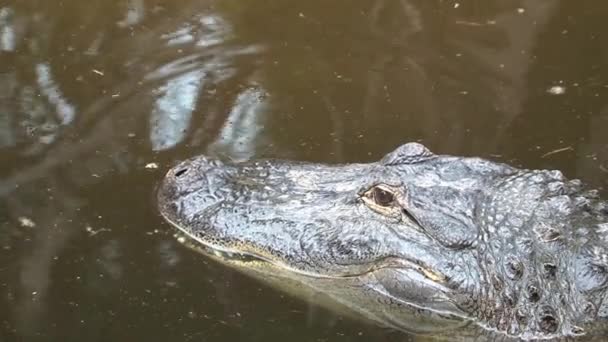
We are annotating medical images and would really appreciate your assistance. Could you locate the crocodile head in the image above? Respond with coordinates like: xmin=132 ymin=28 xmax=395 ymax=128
xmin=158 ymin=143 xmax=608 ymax=339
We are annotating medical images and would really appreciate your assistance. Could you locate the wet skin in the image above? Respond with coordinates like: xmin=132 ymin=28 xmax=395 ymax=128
xmin=158 ymin=143 xmax=608 ymax=340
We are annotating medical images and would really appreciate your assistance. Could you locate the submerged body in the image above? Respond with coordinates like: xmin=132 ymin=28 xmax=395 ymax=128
xmin=157 ymin=143 xmax=608 ymax=340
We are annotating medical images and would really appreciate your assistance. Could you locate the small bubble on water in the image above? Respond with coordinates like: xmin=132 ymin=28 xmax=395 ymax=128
xmin=547 ymin=86 xmax=566 ymax=95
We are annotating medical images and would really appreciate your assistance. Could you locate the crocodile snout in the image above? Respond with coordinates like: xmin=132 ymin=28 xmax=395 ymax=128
xmin=157 ymin=156 xmax=230 ymax=227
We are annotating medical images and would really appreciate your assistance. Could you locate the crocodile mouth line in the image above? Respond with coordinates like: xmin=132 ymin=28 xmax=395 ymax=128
xmin=161 ymin=212 xmax=445 ymax=283
xmin=161 ymin=214 xmax=269 ymax=264
xmin=161 ymin=212 xmax=372 ymax=279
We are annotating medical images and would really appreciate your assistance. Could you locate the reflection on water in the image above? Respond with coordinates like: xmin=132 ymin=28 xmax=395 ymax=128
xmin=208 ymin=86 xmax=270 ymax=162
xmin=36 ymin=63 xmax=76 ymax=126
xmin=0 ymin=0 xmax=607 ymax=341
xmin=150 ymin=69 xmax=204 ymax=151
xmin=0 ymin=7 xmax=16 ymax=52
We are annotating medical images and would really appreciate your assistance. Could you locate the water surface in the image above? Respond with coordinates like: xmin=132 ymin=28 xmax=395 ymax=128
xmin=1 ymin=1 xmax=607 ymax=341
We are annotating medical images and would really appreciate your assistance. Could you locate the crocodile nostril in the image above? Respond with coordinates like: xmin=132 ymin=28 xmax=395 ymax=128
xmin=175 ymin=168 xmax=188 ymax=177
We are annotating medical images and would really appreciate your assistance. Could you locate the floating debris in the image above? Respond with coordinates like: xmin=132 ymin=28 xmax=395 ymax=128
xmin=541 ymin=146 xmax=574 ymax=158
xmin=145 ymin=162 xmax=159 ymax=170
xmin=547 ymin=85 xmax=566 ymax=95
xmin=18 ymin=217 xmax=36 ymax=228
xmin=85 ymin=225 xmax=110 ymax=236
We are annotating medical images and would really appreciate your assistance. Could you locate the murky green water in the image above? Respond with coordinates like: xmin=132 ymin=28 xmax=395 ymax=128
xmin=1 ymin=1 xmax=607 ymax=341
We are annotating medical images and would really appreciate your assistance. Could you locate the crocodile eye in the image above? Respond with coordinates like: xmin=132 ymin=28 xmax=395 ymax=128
xmin=372 ymin=187 xmax=395 ymax=207
xmin=360 ymin=184 xmax=401 ymax=217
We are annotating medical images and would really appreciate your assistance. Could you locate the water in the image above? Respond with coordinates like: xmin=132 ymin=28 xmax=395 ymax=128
xmin=1 ymin=1 xmax=607 ymax=341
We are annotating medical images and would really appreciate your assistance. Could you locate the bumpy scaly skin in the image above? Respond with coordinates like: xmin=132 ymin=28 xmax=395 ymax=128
xmin=158 ymin=143 xmax=608 ymax=340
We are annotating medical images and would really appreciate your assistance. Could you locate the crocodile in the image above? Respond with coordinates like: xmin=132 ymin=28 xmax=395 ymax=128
xmin=157 ymin=142 xmax=608 ymax=340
